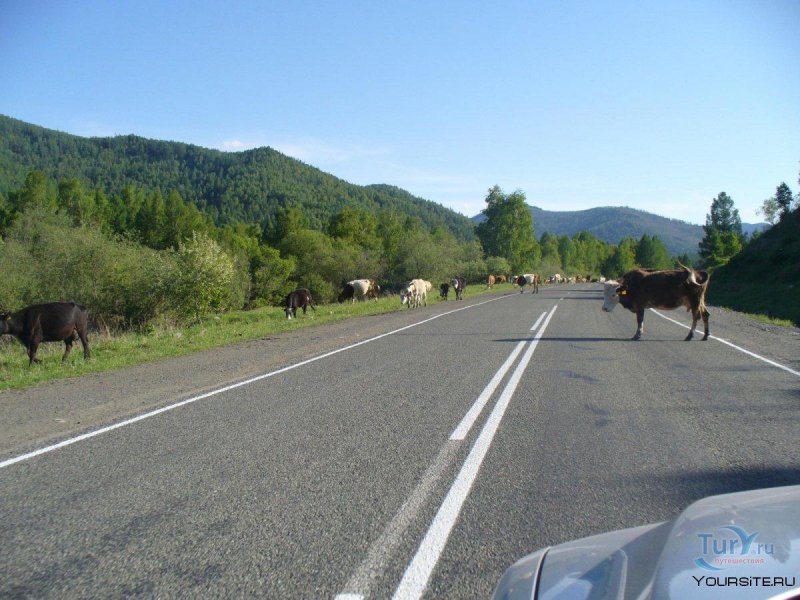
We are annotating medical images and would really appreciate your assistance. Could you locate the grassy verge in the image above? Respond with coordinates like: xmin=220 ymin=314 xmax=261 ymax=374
xmin=0 ymin=283 xmax=511 ymax=391
xmin=714 ymin=308 xmax=796 ymax=329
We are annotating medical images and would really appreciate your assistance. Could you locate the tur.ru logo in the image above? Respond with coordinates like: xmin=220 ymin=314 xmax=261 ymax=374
xmin=695 ymin=526 xmax=774 ymax=571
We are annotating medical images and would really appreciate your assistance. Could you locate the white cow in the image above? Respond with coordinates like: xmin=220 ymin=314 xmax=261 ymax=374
xmin=400 ymin=279 xmax=428 ymax=308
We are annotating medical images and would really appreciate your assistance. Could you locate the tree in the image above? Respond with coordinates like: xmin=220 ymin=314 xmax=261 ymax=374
xmin=699 ymin=192 xmax=743 ymax=267
xmin=10 ymin=171 xmax=57 ymax=213
xmin=328 ymin=207 xmax=380 ymax=253
xmin=756 ymin=197 xmax=780 ymax=225
xmin=539 ymin=232 xmax=561 ymax=273
xmin=58 ymin=178 xmax=95 ymax=225
xmin=635 ymin=235 xmax=672 ymax=269
xmin=475 ymin=185 xmax=540 ymax=272
xmin=774 ymin=182 xmax=793 ymax=220
xmin=603 ymin=238 xmax=637 ymax=278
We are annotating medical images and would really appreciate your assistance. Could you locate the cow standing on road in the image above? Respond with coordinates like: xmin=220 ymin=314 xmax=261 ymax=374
xmin=515 ymin=274 xmax=540 ymax=293
xmin=0 ymin=302 xmax=91 ymax=365
xmin=602 ymin=265 xmax=710 ymax=340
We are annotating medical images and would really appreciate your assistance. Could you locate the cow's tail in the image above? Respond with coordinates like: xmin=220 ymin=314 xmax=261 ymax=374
xmin=679 ymin=263 xmax=710 ymax=288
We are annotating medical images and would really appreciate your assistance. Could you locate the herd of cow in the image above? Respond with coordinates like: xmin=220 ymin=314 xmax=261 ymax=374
xmin=0 ymin=265 xmax=710 ymax=366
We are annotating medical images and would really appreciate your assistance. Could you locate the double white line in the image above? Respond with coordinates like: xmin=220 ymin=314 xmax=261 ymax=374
xmin=337 ymin=305 xmax=558 ymax=600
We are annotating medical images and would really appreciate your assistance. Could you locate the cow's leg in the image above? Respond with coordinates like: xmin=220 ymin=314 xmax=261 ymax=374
xmin=28 ymin=341 xmax=41 ymax=365
xmin=701 ymin=308 xmax=710 ymax=340
xmin=28 ymin=318 xmax=44 ymax=365
xmin=685 ymin=309 xmax=698 ymax=341
xmin=63 ymin=336 xmax=74 ymax=361
xmin=633 ymin=308 xmax=645 ymax=340
xmin=77 ymin=328 xmax=90 ymax=360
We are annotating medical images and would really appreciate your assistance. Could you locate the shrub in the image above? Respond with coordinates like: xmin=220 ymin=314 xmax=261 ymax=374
xmin=170 ymin=231 xmax=239 ymax=322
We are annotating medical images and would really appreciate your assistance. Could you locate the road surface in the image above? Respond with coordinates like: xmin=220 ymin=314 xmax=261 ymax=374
xmin=1 ymin=285 xmax=798 ymax=598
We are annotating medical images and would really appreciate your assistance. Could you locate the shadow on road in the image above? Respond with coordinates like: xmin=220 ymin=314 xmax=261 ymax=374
xmin=492 ymin=336 xmax=672 ymax=343
xmin=630 ymin=466 xmax=800 ymax=513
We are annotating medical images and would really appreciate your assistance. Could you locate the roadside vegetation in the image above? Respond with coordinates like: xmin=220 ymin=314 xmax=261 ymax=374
xmin=708 ymin=207 xmax=799 ymax=326
xmin=1 ymin=118 xmax=797 ymax=390
xmin=0 ymin=282 xmax=508 ymax=391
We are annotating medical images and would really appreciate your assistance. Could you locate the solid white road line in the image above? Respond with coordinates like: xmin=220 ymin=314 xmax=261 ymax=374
xmin=450 ymin=311 xmax=546 ymax=441
xmin=650 ymin=309 xmax=800 ymax=378
xmin=0 ymin=294 xmax=512 ymax=470
xmin=392 ymin=305 xmax=558 ymax=600
xmin=336 ymin=310 xmax=550 ymax=600
xmin=334 ymin=442 xmax=461 ymax=600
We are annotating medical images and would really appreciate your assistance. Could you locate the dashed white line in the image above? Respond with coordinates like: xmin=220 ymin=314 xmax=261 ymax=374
xmin=0 ymin=294 xmax=513 ymax=470
xmin=650 ymin=309 xmax=800 ymax=378
xmin=392 ymin=305 xmax=558 ymax=600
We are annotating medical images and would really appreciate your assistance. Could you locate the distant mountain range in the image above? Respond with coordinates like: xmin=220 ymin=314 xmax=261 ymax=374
xmin=473 ymin=205 xmax=767 ymax=257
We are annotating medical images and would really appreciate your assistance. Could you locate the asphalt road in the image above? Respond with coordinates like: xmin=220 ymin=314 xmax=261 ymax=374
xmin=1 ymin=285 xmax=798 ymax=598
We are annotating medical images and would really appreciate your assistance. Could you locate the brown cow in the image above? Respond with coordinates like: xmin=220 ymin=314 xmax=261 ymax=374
xmin=486 ymin=274 xmax=496 ymax=288
xmin=602 ymin=265 xmax=710 ymax=340
xmin=0 ymin=302 xmax=90 ymax=365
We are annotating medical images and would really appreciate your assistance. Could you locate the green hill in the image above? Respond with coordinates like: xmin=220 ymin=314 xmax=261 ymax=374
xmin=474 ymin=205 xmax=766 ymax=258
xmin=0 ymin=114 xmax=475 ymax=239
xmin=708 ymin=209 xmax=800 ymax=325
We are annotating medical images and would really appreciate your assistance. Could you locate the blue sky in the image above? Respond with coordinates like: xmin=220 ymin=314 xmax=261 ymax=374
xmin=2 ymin=1 xmax=798 ymax=225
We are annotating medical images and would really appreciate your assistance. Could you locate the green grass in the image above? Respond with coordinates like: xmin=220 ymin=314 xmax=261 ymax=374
xmin=715 ymin=308 xmax=796 ymax=328
xmin=0 ymin=283 xmax=510 ymax=391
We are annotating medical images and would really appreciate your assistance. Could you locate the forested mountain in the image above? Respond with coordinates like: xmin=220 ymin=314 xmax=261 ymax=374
xmin=0 ymin=115 xmax=475 ymax=239
xmin=474 ymin=204 xmax=766 ymax=257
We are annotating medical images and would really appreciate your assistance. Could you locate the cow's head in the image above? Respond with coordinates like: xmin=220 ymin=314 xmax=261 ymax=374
xmin=0 ymin=314 xmax=9 ymax=334
xmin=284 ymin=307 xmax=294 ymax=319
xmin=602 ymin=281 xmax=622 ymax=312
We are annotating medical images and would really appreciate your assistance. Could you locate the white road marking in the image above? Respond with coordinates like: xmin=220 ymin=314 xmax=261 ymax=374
xmin=0 ymin=295 xmax=512 ymax=470
xmin=336 ymin=309 xmax=551 ymax=600
xmin=392 ymin=305 xmax=558 ymax=600
xmin=650 ymin=309 xmax=800 ymax=378
xmin=335 ymin=442 xmax=460 ymax=600
xmin=450 ymin=311 xmax=546 ymax=441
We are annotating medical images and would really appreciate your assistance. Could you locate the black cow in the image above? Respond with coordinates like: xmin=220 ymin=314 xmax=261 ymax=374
xmin=284 ymin=288 xmax=316 ymax=319
xmin=337 ymin=283 xmax=355 ymax=303
xmin=452 ymin=277 xmax=466 ymax=301
xmin=0 ymin=302 xmax=90 ymax=365
xmin=439 ymin=282 xmax=450 ymax=301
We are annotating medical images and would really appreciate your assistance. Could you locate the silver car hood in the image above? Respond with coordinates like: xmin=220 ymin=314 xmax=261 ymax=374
xmin=492 ymin=485 xmax=800 ymax=600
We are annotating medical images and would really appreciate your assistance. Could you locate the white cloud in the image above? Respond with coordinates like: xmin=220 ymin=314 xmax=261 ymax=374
xmin=220 ymin=139 xmax=257 ymax=151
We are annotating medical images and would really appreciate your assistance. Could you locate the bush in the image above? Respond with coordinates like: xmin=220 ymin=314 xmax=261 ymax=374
xmin=485 ymin=256 xmax=512 ymax=277
xmin=170 ymin=231 xmax=240 ymax=322
xmin=0 ymin=208 xmax=176 ymax=327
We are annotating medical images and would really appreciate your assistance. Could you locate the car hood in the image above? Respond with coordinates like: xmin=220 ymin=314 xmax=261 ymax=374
xmin=492 ymin=485 xmax=800 ymax=600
